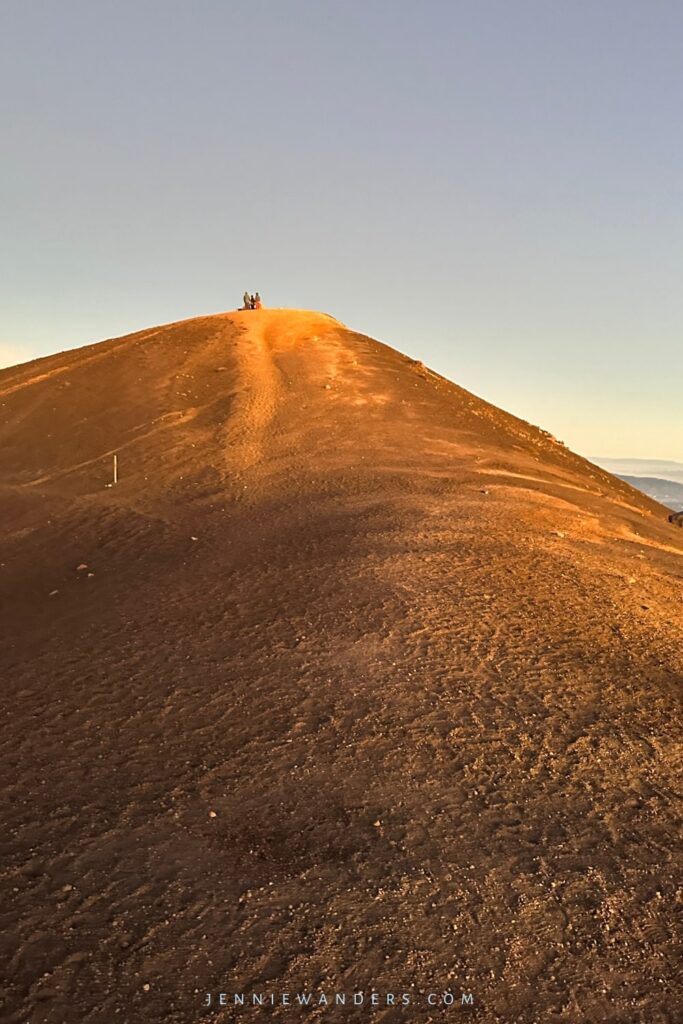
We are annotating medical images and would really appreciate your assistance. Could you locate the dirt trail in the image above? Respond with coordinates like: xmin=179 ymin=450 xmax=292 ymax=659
xmin=1 ymin=310 xmax=681 ymax=1024
xmin=220 ymin=312 xmax=282 ymax=472
xmin=221 ymin=310 xmax=346 ymax=473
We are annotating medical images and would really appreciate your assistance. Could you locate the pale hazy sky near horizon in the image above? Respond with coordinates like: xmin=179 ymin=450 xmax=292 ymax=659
xmin=1 ymin=0 xmax=681 ymax=460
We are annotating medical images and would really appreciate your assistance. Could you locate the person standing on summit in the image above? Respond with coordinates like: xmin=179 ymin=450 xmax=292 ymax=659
xmin=239 ymin=291 xmax=262 ymax=310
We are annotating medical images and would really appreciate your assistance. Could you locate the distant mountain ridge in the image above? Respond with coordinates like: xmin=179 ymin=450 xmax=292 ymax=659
xmin=591 ymin=456 xmax=683 ymax=485
xmin=616 ymin=475 xmax=683 ymax=510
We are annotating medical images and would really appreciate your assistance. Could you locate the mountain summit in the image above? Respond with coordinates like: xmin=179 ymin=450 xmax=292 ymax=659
xmin=2 ymin=310 xmax=681 ymax=1023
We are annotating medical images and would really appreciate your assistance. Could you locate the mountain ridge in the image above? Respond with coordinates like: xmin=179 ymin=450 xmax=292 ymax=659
xmin=616 ymin=475 xmax=683 ymax=511
xmin=0 ymin=309 xmax=671 ymax=519
xmin=2 ymin=309 xmax=682 ymax=1023
xmin=591 ymin=455 xmax=683 ymax=486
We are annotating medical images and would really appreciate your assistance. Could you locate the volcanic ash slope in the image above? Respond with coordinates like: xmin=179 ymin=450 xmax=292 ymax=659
xmin=1 ymin=309 xmax=682 ymax=1023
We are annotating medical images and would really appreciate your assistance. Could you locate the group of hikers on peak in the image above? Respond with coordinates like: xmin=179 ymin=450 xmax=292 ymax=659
xmin=242 ymin=291 xmax=262 ymax=310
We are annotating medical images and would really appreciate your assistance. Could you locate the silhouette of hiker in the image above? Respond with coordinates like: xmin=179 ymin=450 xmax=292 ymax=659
xmin=243 ymin=291 xmax=251 ymax=311
xmin=254 ymin=292 xmax=262 ymax=309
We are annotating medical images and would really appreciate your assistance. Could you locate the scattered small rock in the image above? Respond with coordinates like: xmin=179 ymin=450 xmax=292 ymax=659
xmin=36 ymin=987 xmax=59 ymax=1001
xmin=208 ymin=810 xmax=217 ymax=818
xmin=76 ymin=563 xmax=89 ymax=572
xmin=49 ymin=590 xmax=59 ymax=597
xmin=66 ymin=951 xmax=89 ymax=965
xmin=20 ymin=858 xmax=45 ymax=878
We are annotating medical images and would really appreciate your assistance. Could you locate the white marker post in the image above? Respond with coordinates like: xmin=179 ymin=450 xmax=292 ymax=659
xmin=113 ymin=453 xmax=118 ymax=485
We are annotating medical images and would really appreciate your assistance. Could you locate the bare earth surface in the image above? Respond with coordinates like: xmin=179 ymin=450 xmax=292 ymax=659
xmin=1 ymin=309 xmax=681 ymax=1023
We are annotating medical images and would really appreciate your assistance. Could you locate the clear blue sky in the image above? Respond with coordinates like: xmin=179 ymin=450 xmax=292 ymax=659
xmin=1 ymin=0 xmax=681 ymax=459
